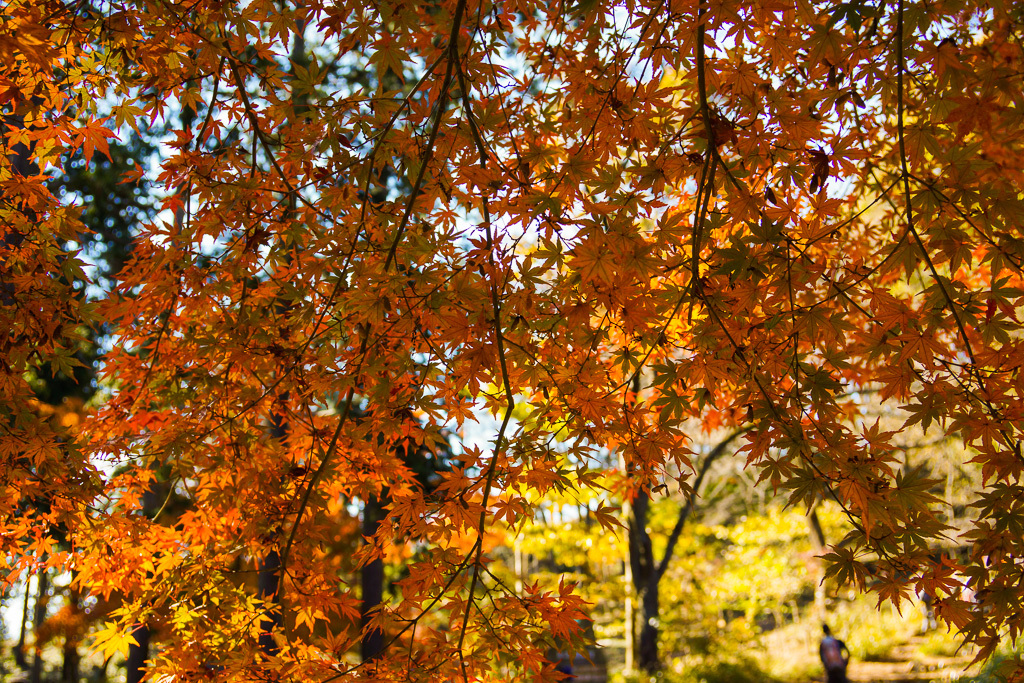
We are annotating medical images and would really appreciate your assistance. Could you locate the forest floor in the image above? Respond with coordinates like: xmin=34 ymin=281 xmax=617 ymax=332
xmin=846 ymin=635 xmax=982 ymax=682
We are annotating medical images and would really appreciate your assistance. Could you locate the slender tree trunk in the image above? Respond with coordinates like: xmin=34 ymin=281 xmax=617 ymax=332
xmin=361 ymin=495 xmax=385 ymax=662
xmin=626 ymin=430 xmax=746 ymax=673
xmin=256 ymin=549 xmax=282 ymax=657
xmin=61 ymin=632 xmax=81 ymax=682
xmin=638 ymin=578 xmax=661 ymax=672
xmin=807 ymin=504 xmax=828 ymax=621
xmin=256 ymin=387 xmax=288 ymax=658
xmin=620 ymin=455 xmax=636 ymax=675
xmin=253 ymin=391 xmax=287 ymax=661
xmin=628 ymin=490 xmax=660 ymax=673
xmin=126 ymin=624 xmax=151 ymax=683
xmin=61 ymin=583 xmax=81 ymax=683
xmin=30 ymin=568 xmax=49 ymax=683
xmin=16 ymin=576 xmax=30 ymax=670
xmin=251 ymin=21 xmax=309 ymax=659
xmin=9 ymin=89 xmax=41 ymax=682
xmin=513 ymin=536 xmax=524 ymax=594
xmin=125 ymin=483 xmax=163 ymax=682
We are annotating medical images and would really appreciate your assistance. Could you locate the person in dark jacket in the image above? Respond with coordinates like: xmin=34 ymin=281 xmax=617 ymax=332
xmin=820 ymin=624 xmax=850 ymax=683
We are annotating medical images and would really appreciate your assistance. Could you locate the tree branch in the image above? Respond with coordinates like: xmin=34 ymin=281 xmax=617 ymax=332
xmin=894 ymin=0 xmax=977 ymax=372
xmin=689 ymin=0 xmax=717 ymax=319
xmin=384 ymin=0 xmax=469 ymax=272
xmin=655 ymin=427 xmax=748 ymax=580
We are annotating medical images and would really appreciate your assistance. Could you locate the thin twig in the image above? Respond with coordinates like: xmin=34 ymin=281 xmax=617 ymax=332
xmin=655 ymin=427 xmax=748 ymax=579
xmin=689 ymin=0 xmax=717 ymax=321
xmin=383 ymin=0 xmax=469 ymax=272
xmin=452 ymin=71 xmax=517 ymax=682
xmin=894 ymin=0 xmax=977 ymax=372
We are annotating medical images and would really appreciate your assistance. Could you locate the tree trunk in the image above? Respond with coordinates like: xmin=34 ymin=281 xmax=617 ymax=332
xmin=621 ymin=478 xmax=636 ymax=675
xmin=9 ymin=86 xmax=41 ymax=683
xmin=61 ymin=629 xmax=81 ymax=683
xmin=30 ymin=568 xmax=49 ymax=683
xmin=16 ymin=576 xmax=30 ymax=670
xmin=638 ymin=577 xmax=660 ymax=673
xmin=126 ymin=624 xmax=151 ymax=683
xmin=361 ymin=495 xmax=385 ymax=662
xmin=257 ymin=549 xmax=282 ymax=657
xmin=625 ymin=430 xmax=745 ymax=673
xmin=249 ymin=21 xmax=310 ymax=660
xmin=628 ymin=491 xmax=660 ymax=672
xmin=61 ymin=584 xmax=81 ymax=683
xmin=807 ymin=505 xmax=826 ymax=549
xmin=807 ymin=504 xmax=827 ymax=621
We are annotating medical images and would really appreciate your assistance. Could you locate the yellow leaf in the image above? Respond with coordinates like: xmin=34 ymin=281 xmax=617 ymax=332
xmin=91 ymin=622 xmax=139 ymax=660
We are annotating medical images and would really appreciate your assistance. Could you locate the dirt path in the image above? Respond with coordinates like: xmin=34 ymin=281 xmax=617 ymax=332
xmin=846 ymin=636 xmax=981 ymax=682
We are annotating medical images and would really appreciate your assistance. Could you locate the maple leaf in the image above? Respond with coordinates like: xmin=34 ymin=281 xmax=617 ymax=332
xmin=91 ymin=622 xmax=139 ymax=660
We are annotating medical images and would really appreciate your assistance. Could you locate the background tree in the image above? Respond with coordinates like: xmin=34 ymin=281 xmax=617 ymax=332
xmin=627 ymin=428 xmax=746 ymax=672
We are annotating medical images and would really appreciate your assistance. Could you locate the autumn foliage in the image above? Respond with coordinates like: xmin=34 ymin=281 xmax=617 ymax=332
xmin=3 ymin=0 xmax=1024 ymax=678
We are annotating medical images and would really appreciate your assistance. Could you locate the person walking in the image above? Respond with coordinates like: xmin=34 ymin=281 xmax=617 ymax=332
xmin=820 ymin=624 xmax=850 ymax=683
